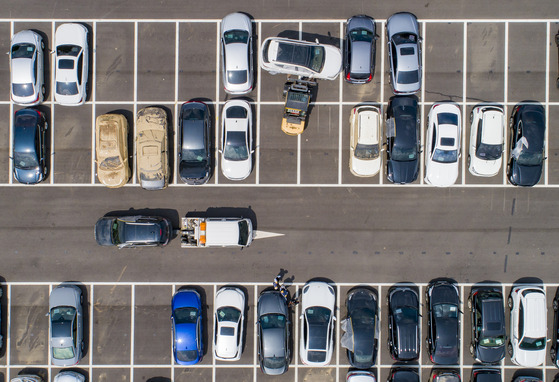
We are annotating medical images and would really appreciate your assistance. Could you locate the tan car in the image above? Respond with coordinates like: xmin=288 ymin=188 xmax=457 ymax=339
xmin=136 ymin=107 xmax=169 ymax=190
xmin=95 ymin=114 xmax=130 ymax=188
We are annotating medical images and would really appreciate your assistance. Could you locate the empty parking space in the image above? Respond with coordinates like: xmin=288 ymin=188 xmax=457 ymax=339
xmin=134 ymin=367 xmax=171 ymax=382
xmin=174 ymin=368 xmax=212 ymax=382
xmin=0 ymin=22 xmax=12 ymax=102
xmin=549 ymin=22 xmax=559 ymax=103
xmin=547 ymin=106 xmax=559 ymax=184
xmin=93 ymin=367 xmax=130 ymax=382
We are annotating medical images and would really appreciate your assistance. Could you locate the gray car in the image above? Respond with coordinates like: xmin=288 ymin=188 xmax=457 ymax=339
xmin=344 ymin=15 xmax=376 ymax=84
xmin=178 ymin=101 xmax=212 ymax=185
xmin=221 ymin=12 xmax=253 ymax=94
xmin=94 ymin=215 xmax=171 ymax=248
xmin=12 ymin=108 xmax=48 ymax=184
xmin=387 ymin=12 xmax=422 ymax=94
xmin=257 ymin=290 xmax=290 ymax=375
xmin=48 ymin=284 xmax=84 ymax=366
xmin=10 ymin=30 xmax=45 ymax=106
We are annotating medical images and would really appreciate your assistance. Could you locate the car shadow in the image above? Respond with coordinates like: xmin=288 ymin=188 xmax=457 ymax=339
xmin=0 ymin=275 xmax=6 ymax=359
xmin=146 ymin=378 xmax=171 ymax=382
xmin=511 ymin=369 xmax=543 ymax=380
xmin=17 ymin=368 xmax=48 ymax=381
xmin=184 ymin=206 xmax=257 ymax=230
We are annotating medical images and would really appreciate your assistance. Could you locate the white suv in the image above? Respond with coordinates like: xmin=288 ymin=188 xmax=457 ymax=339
xmin=508 ymin=285 xmax=547 ymax=367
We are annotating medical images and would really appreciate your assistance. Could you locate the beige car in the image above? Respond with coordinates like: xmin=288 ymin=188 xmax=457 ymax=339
xmin=349 ymin=105 xmax=382 ymax=177
xmin=95 ymin=114 xmax=130 ymax=188
xmin=136 ymin=107 xmax=169 ymax=190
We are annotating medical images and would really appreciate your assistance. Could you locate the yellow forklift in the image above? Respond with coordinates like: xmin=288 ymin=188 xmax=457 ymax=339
xmin=281 ymin=77 xmax=316 ymax=135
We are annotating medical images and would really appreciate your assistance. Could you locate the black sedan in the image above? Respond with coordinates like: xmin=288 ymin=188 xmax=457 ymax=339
xmin=386 ymin=96 xmax=420 ymax=184
xmin=471 ymin=369 xmax=501 ymax=382
xmin=94 ymin=215 xmax=171 ymax=248
xmin=342 ymin=287 xmax=378 ymax=369
xmin=388 ymin=369 xmax=419 ymax=382
xmin=551 ymin=289 xmax=559 ymax=367
xmin=426 ymin=280 xmax=460 ymax=365
xmin=178 ymin=101 xmax=212 ymax=185
xmin=507 ymin=103 xmax=545 ymax=187
xmin=12 ymin=108 xmax=48 ymax=184
xmin=388 ymin=286 xmax=420 ymax=361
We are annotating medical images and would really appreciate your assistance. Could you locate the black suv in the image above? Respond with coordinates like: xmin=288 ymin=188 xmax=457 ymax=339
xmin=12 ymin=108 xmax=48 ymax=184
xmin=468 ymin=287 xmax=506 ymax=364
xmin=94 ymin=215 xmax=171 ymax=248
xmin=387 ymin=286 xmax=419 ymax=361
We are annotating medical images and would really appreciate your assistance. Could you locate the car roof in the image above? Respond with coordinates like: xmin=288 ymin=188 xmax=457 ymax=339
xmin=480 ymin=109 xmax=504 ymax=145
xmin=480 ymin=298 xmax=505 ymax=336
xmin=205 ymin=220 xmax=240 ymax=246
xmin=262 ymin=327 xmax=286 ymax=357
xmin=390 ymin=98 xmax=418 ymax=147
xmin=350 ymin=41 xmax=372 ymax=74
xmin=182 ymin=119 xmax=205 ymax=150
xmin=518 ymin=107 xmax=545 ymax=152
xmin=396 ymin=44 xmax=419 ymax=72
xmin=357 ymin=108 xmax=379 ymax=145
xmin=12 ymin=57 xmax=35 ymax=84
xmin=14 ymin=112 xmax=38 ymax=152
xmin=437 ymin=124 xmax=459 ymax=149
xmin=522 ymin=291 xmax=546 ymax=337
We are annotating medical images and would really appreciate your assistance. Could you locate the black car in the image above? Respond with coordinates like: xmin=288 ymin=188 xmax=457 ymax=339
xmin=388 ymin=369 xmax=419 ymax=382
xmin=507 ymin=103 xmax=545 ymax=186
xmin=342 ymin=287 xmax=378 ymax=369
xmin=427 ymin=280 xmax=460 ymax=365
xmin=386 ymin=96 xmax=420 ymax=184
xmin=12 ymin=108 xmax=47 ymax=184
xmin=471 ymin=369 xmax=501 ymax=382
xmin=550 ymin=290 xmax=559 ymax=367
xmin=178 ymin=101 xmax=212 ymax=185
xmin=344 ymin=15 xmax=376 ymax=84
xmin=468 ymin=288 xmax=506 ymax=364
xmin=387 ymin=286 xmax=420 ymax=361
xmin=94 ymin=215 xmax=171 ymax=248
xmin=430 ymin=370 xmax=461 ymax=382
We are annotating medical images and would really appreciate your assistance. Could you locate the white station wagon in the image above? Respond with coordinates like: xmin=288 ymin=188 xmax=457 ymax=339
xmin=349 ymin=105 xmax=382 ymax=177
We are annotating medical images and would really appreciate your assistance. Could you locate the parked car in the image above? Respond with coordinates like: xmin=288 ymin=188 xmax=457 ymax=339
xmin=49 ymin=284 xmax=83 ymax=366
xmin=386 ymin=12 xmax=421 ymax=94
xmin=136 ymin=107 xmax=169 ymax=190
xmin=220 ymin=100 xmax=253 ymax=181
xmin=467 ymin=287 xmax=506 ymax=364
xmin=10 ymin=375 xmax=43 ymax=382
xmin=0 ymin=286 xmax=3 ymax=350
xmin=12 ymin=108 xmax=48 ymax=184
xmin=94 ymin=215 xmax=171 ymax=248
xmin=385 ymin=96 xmax=420 ymax=184
xmin=341 ymin=287 xmax=378 ymax=368
xmin=214 ymin=286 xmax=245 ymax=361
xmin=257 ymin=290 xmax=290 ymax=375
xmin=468 ymin=105 xmax=505 ymax=177
xmin=388 ymin=369 xmax=419 ymax=382
xmin=54 ymin=23 xmax=88 ymax=105
xmin=260 ymin=37 xmax=342 ymax=80
xmin=551 ymin=290 xmax=559 ymax=367
xmin=387 ymin=286 xmax=420 ymax=361
xmin=10 ymin=30 xmax=44 ymax=105
xmin=426 ymin=280 xmax=460 ymax=365
xmin=425 ymin=103 xmax=461 ymax=187
xmin=171 ymin=289 xmax=203 ymax=365
xmin=507 ymin=103 xmax=546 ymax=186
xmin=344 ymin=15 xmax=376 ymax=84
xmin=221 ymin=12 xmax=253 ymax=94
xmin=53 ymin=371 xmax=85 ymax=382
xmin=178 ymin=101 xmax=212 ymax=185
xmin=470 ymin=369 xmax=501 ymax=382
xmin=95 ymin=113 xmax=130 ymax=188
xmin=508 ymin=285 xmax=546 ymax=367
xmin=300 ymin=281 xmax=336 ymax=366
xmin=430 ymin=370 xmax=461 ymax=382
xmin=347 ymin=371 xmax=376 ymax=382
xmin=349 ymin=105 xmax=382 ymax=177
xmin=512 ymin=378 xmax=542 ymax=382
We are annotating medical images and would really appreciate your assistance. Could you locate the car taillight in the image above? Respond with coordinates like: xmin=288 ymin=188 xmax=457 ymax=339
xmin=346 ymin=72 xmax=351 ymax=81
xmin=430 ymin=355 xmax=434 ymax=363
xmin=368 ymin=74 xmax=372 ymax=82
xmin=472 ymin=291 xmax=478 ymax=297
xmin=36 ymin=110 xmax=43 ymax=117
xmin=473 ymin=372 xmax=478 ymax=378
xmin=432 ymin=103 xmax=440 ymax=108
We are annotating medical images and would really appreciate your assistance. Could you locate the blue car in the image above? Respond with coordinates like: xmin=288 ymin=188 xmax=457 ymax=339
xmin=171 ymin=289 xmax=203 ymax=365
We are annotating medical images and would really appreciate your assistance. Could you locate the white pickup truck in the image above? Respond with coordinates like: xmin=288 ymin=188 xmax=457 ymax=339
xmin=179 ymin=217 xmax=254 ymax=248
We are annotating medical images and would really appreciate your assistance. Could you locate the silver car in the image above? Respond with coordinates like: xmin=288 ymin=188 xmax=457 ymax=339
xmin=10 ymin=376 xmax=43 ymax=382
xmin=257 ymin=290 xmax=290 ymax=375
xmin=344 ymin=15 xmax=377 ymax=84
xmin=10 ymin=30 xmax=45 ymax=105
xmin=48 ymin=284 xmax=84 ymax=366
xmin=53 ymin=371 xmax=85 ymax=382
xmin=221 ymin=12 xmax=253 ymax=94
xmin=387 ymin=12 xmax=422 ymax=94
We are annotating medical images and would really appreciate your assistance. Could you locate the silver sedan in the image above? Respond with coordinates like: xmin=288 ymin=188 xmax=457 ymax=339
xmin=10 ymin=30 xmax=45 ymax=105
xmin=221 ymin=12 xmax=253 ymax=94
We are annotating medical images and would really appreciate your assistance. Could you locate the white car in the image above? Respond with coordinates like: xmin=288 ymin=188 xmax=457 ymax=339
xmin=300 ymin=281 xmax=336 ymax=366
xmin=10 ymin=30 xmax=44 ymax=105
xmin=425 ymin=103 xmax=461 ymax=187
xmin=468 ymin=105 xmax=504 ymax=177
xmin=214 ymin=286 xmax=245 ymax=361
xmin=220 ymin=100 xmax=253 ymax=180
xmin=260 ymin=37 xmax=342 ymax=80
xmin=10 ymin=376 xmax=43 ymax=382
xmin=347 ymin=371 xmax=376 ymax=382
xmin=53 ymin=371 xmax=85 ymax=382
xmin=349 ymin=105 xmax=382 ymax=177
xmin=221 ymin=12 xmax=253 ymax=94
xmin=54 ymin=23 xmax=88 ymax=105
xmin=508 ymin=285 xmax=547 ymax=367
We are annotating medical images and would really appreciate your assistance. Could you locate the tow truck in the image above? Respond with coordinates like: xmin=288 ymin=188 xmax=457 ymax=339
xmin=281 ymin=77 xmax=316 ymax=135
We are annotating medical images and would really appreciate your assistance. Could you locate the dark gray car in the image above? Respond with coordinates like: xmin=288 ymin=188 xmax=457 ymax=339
xmin=94 ymin=215 xmax=171 ymax=248
xmin=387 ymin=12 xmax=422 ymax=94
xmin=344 ymin=15 xmax=376 ymax=84
xmin=427 ymin=281 xmax=460 ymax=365
xmin=257 ymin=290 xmax=290 ymax=375
xmin=179 ymin=101 xmax=212 ymax=185
xmin=388 ymin=286 xmax=420 ymax=361
xmin=12 ymin=108 xmax=47 ymax=184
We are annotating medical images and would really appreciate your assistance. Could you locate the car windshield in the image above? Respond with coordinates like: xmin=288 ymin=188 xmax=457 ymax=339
xmin=223 ymin=131 xmax=248 ymax=161
xmin=181 ymin=148 xmax=207 ymax=162
xmin=260 ymin=313 xmax=286 ymax=330
xmin=438 ymin=113 xmax=458 ymax=125
xmin=354 ymin=144 xmax=379 ymax=160
xmin=480 ymin=335 xmax=505 ymax=347
xmin=174 ymin=307 xmax=198 ymax=324
xmin=433 ymin=148 xmax=458 ymax=163
xmin=353 ymin=351 xmax=373 ymax=365
xmin=350 ymin=29 xmax=374 ymax=42
xmin=11 ymin=43 xmax=35 ymax=59
xmin=306 ymin=306 xmax=331 ymax=324
xmin=433 ymin=303 xmax=458 ymax=318
xmin=51 ymin=306 xmax=76 ymax=322
xmin=227 ymin=70 xmax=248 ymax=85
xmin=112 ymin=220 xmax=123 ymax=245
xmin=56 ymin=81 xmax=79 ymax=96
xmin=517 ymin=151 xmax=543 ymax=166
xmin=392 ymin=145 xmax=417 ymax=161
xmin=12 ymin=83 xmax=34 ymax=97
xmin=392 ymin=33 xmax=417 ymax=45
xmin=223 ymin=30 xmax=249 ymax=44
xmin=476 ymin=143 xmax=502 ymax=160
xmin=13 ymin=151 xmax=39 ymax=170
xmin=277 ymin=43 xmax=325 ymax=73
xmin=263 ymin=356 xmax=286 ymax=369
xmin=177 ymin=350 xmax=199 ymax=362
xmin=99 ymin=156 xmax=123 ymax=170
xmin=52 ymin=346 xmax=75 ymax=360
xmin=238 ymin=220 xmax=250 ymax=245
xmin=217 ymin=306 xmax=241 ymax=323
xmin=398 ymin=70 xmax=419 ymax=85
xmin=394 ymin=306 xmax=418 ymax=322
xmin=519 ymin=336 xmax=546 ymax=350
xmin=57 ymin=44 xmax=81 ymax=57
xmin=307 ymin=350 xmax=327 ymax=363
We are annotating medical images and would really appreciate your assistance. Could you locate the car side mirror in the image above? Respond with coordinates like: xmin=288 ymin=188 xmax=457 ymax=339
xmin=315 ymin=38 xmax=319 ymax=44
xmin=218 ymin=149 xmax=223 ymax=154
xmin=300 ymin=314 xmax=303 ymax=319
xmin=333 ymin=316 xmax=337 ymax=321
xmin=251 ymin=149 xmax=255 ymax=154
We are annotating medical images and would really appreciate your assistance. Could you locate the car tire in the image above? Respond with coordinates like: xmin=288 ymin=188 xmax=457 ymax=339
xmin=41 ymin=85 xmax=46 ymax=96
xmin=469 ymin=343 xmax=474 ymax=356
xmin=507 ymin=342 xmax=513 ymax=357
xmin=508 ymin=296 xmax=513 ymax=309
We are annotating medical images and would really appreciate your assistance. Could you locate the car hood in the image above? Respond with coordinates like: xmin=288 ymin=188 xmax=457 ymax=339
xmin=221 ymin=157 xmax=251 ymax=181
xmin=351 ymin=156 xmax=380 ymax=177
xmin=514 ymin=347 xmax=545 ymax=367
xmin=470 ymin=155 xmax=501 ymax=177
xmin=387 ymin=13 xmax=419 ymax=37
xmin=56 ymin=23 xmax=87 ymax=47
xmin=426 ymin=160 xmax=458 ymax=187
xmin=50 ymin=285 xmax=80 ymax=310
xmin=510 ymin=161 xmax=542 ymax=186
xmin=476 ymin=343 xmax=505 ymax=364
xmin=94 ymin=218 xmax=114 ymax=246
xmin=302 ymin=283 xmax=336 ymax=311
xmin=322 ymin=44 xmax=343 ymax=79
xmin=387 ymin=158 xmax=418 ymax=184
xmin=179 ymin=160 xmax=209 ymax=184
xmin=348 ymin=16 xmax=375 ymax=33
xmin=14 ymin=166 xmax=42 ymax=184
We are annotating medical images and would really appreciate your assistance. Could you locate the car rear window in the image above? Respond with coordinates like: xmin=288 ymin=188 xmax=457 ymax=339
xmin=227 ymin=70 xmax=248 ymax=85
xmin=437 ymin=113 xmax=458 ymax=125
xmin=220 ymin=327 xmax=235 ymax=336
xmin=56 ymin=81 xmax=79 ymax=96
xmin=12 ymin=83 xmax=34 ymax=97
xmin=397 ymin=70 xmax=419 ymax=85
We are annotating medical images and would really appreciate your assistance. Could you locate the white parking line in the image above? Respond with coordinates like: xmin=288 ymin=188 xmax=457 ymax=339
xmin=214 ymin=21 xmax=221 ymax=185
xmin=377 ymin=285 xmax=382 ymax=381
xmin=503 ymin=22 xmax=510 ymax=186
xmin=335 ymin=284 xmax=341 ymax=382
xmin=8 ymin=21 xmax=13 ymax=185
xmin=173 ymin=21 xmax=180 ymax=185
xmin=6 ymin=284 xmax=11 ymax=381
xmin=130 ymin=284 xmax=135 ymax=382
xmin=91 ymin=21 xmax=97 ymax=185
xmin=255 ymin=21 xmax=262 ymax=185
xmin=0 ymin=18 xmax=558 ymax=23
xmin=132 ymin=22 xmax=138 ymax=185
xmin=338 ymin=21 xmax=343 ymax=185
xmin=253 ymin=284 xmax=258 ymax=381
xmin=462 ymin=22 xmax=468 ymax=185
xmin=545 ymin=22 xmax=550 ymax=185
xmin=420 ymin=21 xmax=426 ymax=185
xmin=89 ymin=285 xmax=94 ymax=378
xmin=50 ymin=21 xmax=56 ymax=185
xmin=294 ymin=285 xmax=299 ymax=382
xmin=212 ymin=284 xmax=216 ymax=382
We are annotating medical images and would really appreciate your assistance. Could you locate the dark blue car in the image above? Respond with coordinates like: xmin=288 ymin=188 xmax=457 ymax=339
xmin=12 ymin=108 xmax=47 ymax=184
xmin=171 ymin=289 xmax=203 ymax=365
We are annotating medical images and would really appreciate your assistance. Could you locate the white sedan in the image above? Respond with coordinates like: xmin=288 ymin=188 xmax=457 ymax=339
xmin=468 ymin=105 xmax=504 ymax=177
xmin=349 ymin=105 xmax=382 ymax=177
xmin=220 ymin=100 xmax=253 ymax=180
xmin=300 ymin=281 xmax=336 ymax=366
xmin=221 ymin=12 xmax=253 ymax=94
xmin=214 ymin=286 xmax=245 ymax=361
xmin=54 ymin=23 xmax=88 ymax=105
xmin=53 ymin=371 xmax=85 ymax=382
xmin=10 ymin=30 xmax=45 ymax=105
xmin=425 ymin=103 xmax=461 ymax=187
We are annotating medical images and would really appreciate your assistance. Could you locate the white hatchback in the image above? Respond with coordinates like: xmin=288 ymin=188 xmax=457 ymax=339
xmin=53 ymin=371 xmax=85 ymax=382
xmin=54 ymin=23 xmax=88 ymax=105
xmin=220 ymin=100 xmax=253 ymax=180
xmin=10 ymin=30 xmax=44 ymax=105
xmin=425 ymin=103 xmax=461 ymax=187
xmin=214 ymin=286 xmax=246 ymax=361
xmin=349 ymin=105 xmax=382 ymax=177
xmin=468 ymin=105 xmax=505 ymax=177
